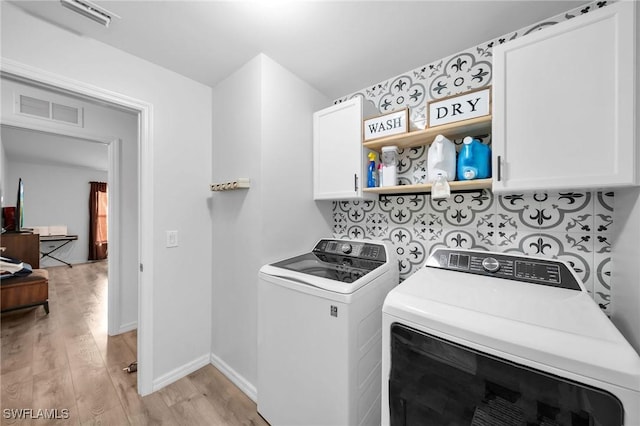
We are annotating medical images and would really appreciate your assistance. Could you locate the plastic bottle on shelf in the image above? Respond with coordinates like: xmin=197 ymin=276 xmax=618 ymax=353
xmin=427 ymin=135 xmax=456 ymax=182
xmin=431 ymin=173 xmax=451 ymax=200
xmin=367 ymin=152 xmax=378 ymax=188
xmin=380 ymin=146 xmax=398 ymax=187
xmin=457 ymin=137 xmax=491 ymax=180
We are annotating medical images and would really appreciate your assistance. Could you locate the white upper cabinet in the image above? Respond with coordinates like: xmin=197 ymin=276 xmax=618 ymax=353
xmin=313 ymin=97 xmax=375 ymax=200
xmin=492 ymin=1 xmax=637 ymax=193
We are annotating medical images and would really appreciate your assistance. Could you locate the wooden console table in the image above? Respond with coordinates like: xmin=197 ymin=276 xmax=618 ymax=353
xmin=40 ymin=235 xmax=78 ymax=268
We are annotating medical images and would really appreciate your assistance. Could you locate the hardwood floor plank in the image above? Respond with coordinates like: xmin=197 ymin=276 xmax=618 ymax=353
xmin=121 ymin=330 xmax=137 ymax=357
xmin=1 ymin=328 xmax=34 ymax=375
xmin=188 ymin=365 xmax=267 ymax=426
xmin=1 ymin=310 xmax=36 ymax=338
xmin=157 ymin=376 xmax=200 ymax=408
xmin=168 ymin=395 xmax=227 ymax=426
xmin=32 ymin=330 xmax=68 ymax=376
xmin=128 ymin=393 xmax=179 ymax=426
xmin=95 ymin=334 xmax=135 ymax=370
xmin=31 ymin=367 xmax=79 ymax=425
xmin=2 ymin=261 xmax=266 ymax=426
xmin=63 ymin=333 xmax=104 ymax=370
xmin=55 ymin=308 xmax=87 ymax=329
xmin=0 ymin=366 xmax=33 ymax=412
xmin=79 ymin=404 xmax=129 ymax=426
xmin=0 ymin=412 xmax=34 ymax=426
xmin=69 ymin=365 xmax=122 ymax=424
xmin=106 ymin=364 xmax=145 ymax=422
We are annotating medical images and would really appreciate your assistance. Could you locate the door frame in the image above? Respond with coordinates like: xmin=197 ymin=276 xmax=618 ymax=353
xmin=0 ymin=58 xmax=155 ymax=395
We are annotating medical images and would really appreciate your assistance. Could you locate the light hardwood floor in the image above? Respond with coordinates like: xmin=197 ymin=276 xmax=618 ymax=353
xmin=1 ymin=262 xmax=268 ymax=426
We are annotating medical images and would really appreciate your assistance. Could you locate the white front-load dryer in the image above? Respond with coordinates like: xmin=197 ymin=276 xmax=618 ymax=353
xmin=382 ymin=248 xmax=640 ymax=425
xmin=258 ymin=238 xmax=398 ymax=426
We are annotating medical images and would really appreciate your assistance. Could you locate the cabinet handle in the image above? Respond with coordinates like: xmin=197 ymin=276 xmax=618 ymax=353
xmin=497 ymin=155 xmax=502 ymax=181
xmin=354 ymin=173 xmax=358 ymax=191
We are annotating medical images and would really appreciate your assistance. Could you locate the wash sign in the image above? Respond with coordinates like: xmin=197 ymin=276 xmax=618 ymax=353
xmin=363 ymin=109 xmax=408 ymax=141
xmin=428 ymin=87 xmax=491 ymax=127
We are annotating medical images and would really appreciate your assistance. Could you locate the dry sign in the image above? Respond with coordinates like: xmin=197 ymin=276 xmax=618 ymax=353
xmin=427 ymin=87 xmax=491 ymax=127
xmin=363 ymin=109 xmax=408 ymax=141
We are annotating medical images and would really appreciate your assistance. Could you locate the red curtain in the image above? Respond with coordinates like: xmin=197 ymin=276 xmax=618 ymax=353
xmin=89 ymin=181 xmax=108 ymax=261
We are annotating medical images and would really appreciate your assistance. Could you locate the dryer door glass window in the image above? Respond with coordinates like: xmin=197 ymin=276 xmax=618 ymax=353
xmin=389 ymin=323 xmax=623 ymax=426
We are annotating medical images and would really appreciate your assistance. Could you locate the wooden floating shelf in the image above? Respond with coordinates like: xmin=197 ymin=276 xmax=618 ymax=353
xmin=363 ymin=115 xmax=492 ymax=151
xmin=362 ymin=178 xmax=493 ymax=195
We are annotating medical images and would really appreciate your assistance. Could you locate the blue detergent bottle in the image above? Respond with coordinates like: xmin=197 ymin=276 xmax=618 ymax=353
xmin=457 ymin=137 xmax=491 ymax=180
xmin=367 ymin=152 xmax=378 ymax=187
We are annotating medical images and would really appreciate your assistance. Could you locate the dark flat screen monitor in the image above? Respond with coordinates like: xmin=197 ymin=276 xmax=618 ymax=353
xmin=15 ymin=178 xmax=24 ymax=232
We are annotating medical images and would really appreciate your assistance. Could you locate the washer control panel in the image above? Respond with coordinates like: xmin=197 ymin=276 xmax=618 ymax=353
xmin=426 ymin=249 xmax=581 ymax=290
xmin=313 ymin=239 xmax=386 ymax=262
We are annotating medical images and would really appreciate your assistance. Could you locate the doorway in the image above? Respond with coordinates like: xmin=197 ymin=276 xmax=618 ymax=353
xmin=0 ymin=79 xmax=133 ymax=336
xmin=0 ymin=62 xmax=153 ymax=395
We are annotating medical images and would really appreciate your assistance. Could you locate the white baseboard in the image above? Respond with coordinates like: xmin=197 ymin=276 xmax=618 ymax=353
xmin=118 ymin=321 xmax=137 ymax=334
xmin=152 ymin=354 xmax=210 ymax=392
xmin=209 ymin=352 xmax=257 ymax=402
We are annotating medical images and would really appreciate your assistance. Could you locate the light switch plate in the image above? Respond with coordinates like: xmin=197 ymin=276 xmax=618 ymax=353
xmin=166 ymin=230 xmax=178 ymax=248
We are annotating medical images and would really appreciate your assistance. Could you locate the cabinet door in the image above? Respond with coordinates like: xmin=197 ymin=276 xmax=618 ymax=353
xmin=313 ymin=97 xmax=373 ymax=200
xmin=492 ymin=1 xmax=636 ymax=192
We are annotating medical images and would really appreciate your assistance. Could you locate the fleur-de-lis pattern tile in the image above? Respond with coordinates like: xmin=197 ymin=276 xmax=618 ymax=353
xmin=332 ymin=190 xmax=613 ymax=311
xmin=331 ymin=0 xmax=614 ymax=312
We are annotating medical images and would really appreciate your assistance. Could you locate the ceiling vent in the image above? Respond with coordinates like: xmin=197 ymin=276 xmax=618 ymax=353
xmin=52 ymin=102 xmax=81 ymax=124
xmin=19 ymin=95 xmax=49 ymax=119
xmin=60 ymin=0 xmax=119 ymax=27
xmin=17 ymin=94 xmax=83 ymax=127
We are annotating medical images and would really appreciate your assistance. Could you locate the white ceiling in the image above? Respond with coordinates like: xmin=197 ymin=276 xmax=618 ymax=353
xmin=9 ymin=0 xmax=588 ymax=99
xmin=2 ymin=126 xmax=109 ymax=171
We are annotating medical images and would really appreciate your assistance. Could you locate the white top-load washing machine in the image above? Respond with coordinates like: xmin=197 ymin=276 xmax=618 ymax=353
xmin=382 ymin=248 xmax=640 ymax=426
xmin=258 ymin=238 xmax=398 ymax=426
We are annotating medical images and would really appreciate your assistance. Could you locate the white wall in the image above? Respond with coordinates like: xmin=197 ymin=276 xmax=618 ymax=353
xmin=259 ymin=56 xmax=335 ymax=262
xmin=5 ymin=160 xmax=107 ymax=266
xmin=211 ymin=55 xmax=263 ymax=395
xmin=211 ymin=54 xmax=333 ymax=397
xmin=1 ymin=2 xmax=213 ymax=391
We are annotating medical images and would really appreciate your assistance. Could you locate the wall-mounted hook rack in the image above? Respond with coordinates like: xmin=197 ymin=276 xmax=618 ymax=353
xmin=210 ymin=178 xmax=250 ymax=192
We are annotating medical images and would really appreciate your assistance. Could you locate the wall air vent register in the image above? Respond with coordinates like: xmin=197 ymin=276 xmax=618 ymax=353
xmin=15 ymin=93 xmax=83 ymax=127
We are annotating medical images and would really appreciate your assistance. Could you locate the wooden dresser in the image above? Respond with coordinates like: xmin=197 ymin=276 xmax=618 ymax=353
xmin=1 ymin=232 xmax=40 ymax=268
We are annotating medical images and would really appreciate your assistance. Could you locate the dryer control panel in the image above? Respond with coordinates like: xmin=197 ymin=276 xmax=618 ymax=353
xmin=426 ymin=249 xmax=581 ymax=290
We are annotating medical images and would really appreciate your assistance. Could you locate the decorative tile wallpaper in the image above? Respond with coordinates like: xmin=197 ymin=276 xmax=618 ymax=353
xmin=332 ymin=1 xmax=614 ymax=311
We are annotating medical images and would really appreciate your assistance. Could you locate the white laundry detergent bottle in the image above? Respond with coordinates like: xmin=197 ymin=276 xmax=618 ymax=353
xmin=427 ymin=135 xmax=456 ymax=182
